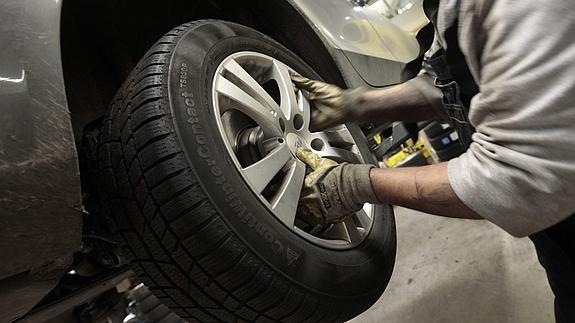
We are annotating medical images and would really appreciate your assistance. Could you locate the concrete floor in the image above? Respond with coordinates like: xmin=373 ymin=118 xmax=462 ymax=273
xmin=351 ymin=207 xmax=555 ymax=323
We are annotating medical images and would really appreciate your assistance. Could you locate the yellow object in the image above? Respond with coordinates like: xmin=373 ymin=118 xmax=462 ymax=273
xmin=414 ymin=139 xmax=432 ymax=158
xmin=373 ymin=133 xmax=382 ymax=145
xmin=383 ymin=137 xmax=432 ymax=167
xmin=384 ymin=149 xmax=410 ymax=167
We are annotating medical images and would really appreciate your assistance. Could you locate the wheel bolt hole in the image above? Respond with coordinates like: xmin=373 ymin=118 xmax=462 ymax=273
xmin=279 ymin=118 xmax=286 ymax=133
xmin=293 ymin=114 xmax=304 ymax=130
xmin=278 ymin=138 xmax=285 ymax=144
xmin=311 ymin=138 xmax=325 ymax=151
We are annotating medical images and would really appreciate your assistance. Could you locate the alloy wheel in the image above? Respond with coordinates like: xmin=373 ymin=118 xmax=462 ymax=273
xmin=212 ymin=51 xmax=374 ymax=249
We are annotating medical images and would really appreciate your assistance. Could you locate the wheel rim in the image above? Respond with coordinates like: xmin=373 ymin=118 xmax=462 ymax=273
xmin=212 ymin=51 xmax=374 ymax=249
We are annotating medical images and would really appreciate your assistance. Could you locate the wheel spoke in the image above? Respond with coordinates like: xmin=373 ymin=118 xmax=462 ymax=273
xmin=354 ymin=208 xmax=371 ymax=229
xmin=272 ymin=60 xmax=298 ymax=120
xmin=242 ymin=143 xmax=292 ymax=194
xmin=321 ymin=127 xmax=356 ymax=147
xmin=310 ymin=132 xmax=362 ymax=163
xmin=319 ymin=145 xmax=362 ymax=164
xmin=298 ymin=91 xmax=311 ymax=126
xmin=215 ymin=75 xmax=282 ymax=137
xmin=223 ymin=58 xmax=281 ymax=114
xmin=321 ymin=222 xmax=349 ymax=241
xmin=344 ymin=217 xmax=363 ymax=244
xmin=270 ymin=161 xmax=306 ymax=226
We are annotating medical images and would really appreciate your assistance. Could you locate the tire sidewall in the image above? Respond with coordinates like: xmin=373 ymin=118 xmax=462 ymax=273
xmin=168 ymin=21 xmax=395 ymax=300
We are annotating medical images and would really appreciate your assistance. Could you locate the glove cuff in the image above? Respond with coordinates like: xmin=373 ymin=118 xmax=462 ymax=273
xmin=342 ymin=164 xmax=380 ymax=205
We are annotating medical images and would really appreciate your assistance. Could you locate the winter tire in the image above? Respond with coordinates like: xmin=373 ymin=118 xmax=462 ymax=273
xmin=98 ymin=20 xmax=396 ymax=322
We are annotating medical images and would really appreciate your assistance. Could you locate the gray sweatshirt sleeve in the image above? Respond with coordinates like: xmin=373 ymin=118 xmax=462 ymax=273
xmin=447 ymin=0 xmax=575 ymax=237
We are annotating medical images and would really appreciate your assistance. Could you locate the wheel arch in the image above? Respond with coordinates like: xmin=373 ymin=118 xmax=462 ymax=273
xmin=60 ymin=0 xmax=346 ymax=138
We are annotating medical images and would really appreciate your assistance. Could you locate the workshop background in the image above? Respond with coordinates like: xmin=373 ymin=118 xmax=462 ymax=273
xmin=352 ymin=207 xmax=554 ymax=323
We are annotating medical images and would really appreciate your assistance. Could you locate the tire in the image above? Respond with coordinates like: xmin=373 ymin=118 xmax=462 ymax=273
xmin=130 ymin=284 xmax=183 ymax=323
xmin=97 ymin=20 xmax=396 ymax=322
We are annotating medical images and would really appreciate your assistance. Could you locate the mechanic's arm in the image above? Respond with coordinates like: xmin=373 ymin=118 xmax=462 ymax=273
xmin=296 ymin=148 xmax=481 ymax=226
xmin=358 ymin=75 xmax=445 ymax=124
xmin=369 ymin=163 xmax=482 ymax=220
xmin=291 ymin=73 xmax=444 ymax=131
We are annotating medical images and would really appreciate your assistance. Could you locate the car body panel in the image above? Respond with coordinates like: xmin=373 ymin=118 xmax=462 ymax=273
xmin=0 ymin=0 xmax=82 ymax=319
xmin=291 ymin=0 xmax=426 ymax=86
xmin=293 ymin=0 xmax=420 ymax=62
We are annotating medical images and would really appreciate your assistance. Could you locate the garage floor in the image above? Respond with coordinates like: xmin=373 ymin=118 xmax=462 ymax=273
xmin=351 ymin=207 xmax=555 ymax=323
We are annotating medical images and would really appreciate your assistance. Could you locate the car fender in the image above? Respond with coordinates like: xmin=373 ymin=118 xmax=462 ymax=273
xmin=0 ymin=0 xmax=82 ymax=319
xmin=289 ymin=0 xmax=426 ymax=86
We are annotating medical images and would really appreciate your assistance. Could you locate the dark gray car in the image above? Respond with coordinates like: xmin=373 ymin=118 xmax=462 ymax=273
xmin=0 ymin=0 xmax=425 ymax=321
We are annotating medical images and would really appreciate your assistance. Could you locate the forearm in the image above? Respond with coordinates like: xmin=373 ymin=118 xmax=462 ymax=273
xmin=357 ymin=75 xmax=445 ymax=124
xmin=369 ymin=162 xmax=482 ymax=220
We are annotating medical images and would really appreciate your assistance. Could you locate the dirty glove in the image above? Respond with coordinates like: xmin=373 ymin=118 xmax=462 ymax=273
xmin=296 ymin=148 xmax=380 ymax=225
xmin=290 ymin=72 xmax=367 ymax=132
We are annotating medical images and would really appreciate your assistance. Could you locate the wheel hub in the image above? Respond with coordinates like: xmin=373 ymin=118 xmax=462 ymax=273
xmin=236 ymin=126 xmax=265 ymax=167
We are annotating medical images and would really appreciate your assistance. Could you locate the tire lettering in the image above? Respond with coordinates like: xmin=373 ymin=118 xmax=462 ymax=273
xmin=179 ymin=63 xmax=188 ymax=88
xmin=186 ymin=107 xmax=197 ymax=116
xmin=196 ymin=134 xmax=207 ymax=145
xmin=179 ymin=77 xmax=294 ymax=262
xmin=273 ymin=241 xmax=283 ymax=254
xmin=185 ymin=97 xmax=195 ymax=107
xmin=211 ymin=166 xmax=222 ymax=176
xmin=214 ymin=175 xmax=226 ymax=185
xmin=198 ymin=146 xmax=210 ymax=158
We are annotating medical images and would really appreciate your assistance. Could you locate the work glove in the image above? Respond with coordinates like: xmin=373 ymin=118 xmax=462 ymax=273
xmin=290 ymin=72 xmax=367 ymax=132
xmin=296 ymin=148 xmax=380 ymax=226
